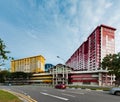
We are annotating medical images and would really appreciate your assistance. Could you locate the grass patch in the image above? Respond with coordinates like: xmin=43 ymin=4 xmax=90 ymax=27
xmin=0 ymin=90 xmax=22 ymax=102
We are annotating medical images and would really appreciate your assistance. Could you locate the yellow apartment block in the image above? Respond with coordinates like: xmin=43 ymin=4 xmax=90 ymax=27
xmin=11 ymin=55 xmax=45 ymax=73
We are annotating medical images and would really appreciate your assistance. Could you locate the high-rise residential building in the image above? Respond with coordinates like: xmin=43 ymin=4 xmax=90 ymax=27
xmin=66 ymin=24 xmax=116 ymax=71
xmin=11 ymin=55 xmax=45 ymax=73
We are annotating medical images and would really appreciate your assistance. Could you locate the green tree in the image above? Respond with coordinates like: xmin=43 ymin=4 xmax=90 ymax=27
xmin=0 ymin=70 xmax=10 ymax=83
xmin=0 ymin=38 xmax=11 ymax=66
xmin=10 ymin=72 xmax=32 ymax=85
xmin=101 ymin=53 xmax=120 ymax=86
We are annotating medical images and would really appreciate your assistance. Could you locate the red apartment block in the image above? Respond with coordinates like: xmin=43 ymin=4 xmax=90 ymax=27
xmin=66 ymin=24 xmax=116 ymax=71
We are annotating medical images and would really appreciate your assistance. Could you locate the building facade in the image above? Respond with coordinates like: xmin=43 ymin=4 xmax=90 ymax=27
xmin=49 ymin=64 xmax=72 ymax=86
xmin=69 ymin=70 xmax=115 ymax=86
xmin=66 ymin=24 xmax=116 ymax=71
xmin=29 ymin=64 xmax=115 ymax=86
xmin=30 ymin=73 xmax=52 ymax=84
xmin=11 ymin=55 xmax=45 ymax=73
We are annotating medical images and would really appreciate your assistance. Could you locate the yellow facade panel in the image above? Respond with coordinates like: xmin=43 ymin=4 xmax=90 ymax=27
xmin=11 ymin=55 xmax=45 ymax=73
xmin=43 ymin=80 xmax=52 ymax=82
xmin=31 ymin=76 xmax=52 ymax=80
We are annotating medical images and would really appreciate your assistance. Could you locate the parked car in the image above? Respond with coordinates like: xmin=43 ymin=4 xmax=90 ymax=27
xmin=55 ymin=84 xmax=66 ymax=89
xmin=109 ymin=87 xmax=120 ymax=96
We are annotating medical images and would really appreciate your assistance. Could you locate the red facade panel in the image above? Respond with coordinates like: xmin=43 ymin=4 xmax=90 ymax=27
xmin=70 ymin=74 xmax=92 ymax=78
xmin=71 ymin=80 xmax=98 ymax=82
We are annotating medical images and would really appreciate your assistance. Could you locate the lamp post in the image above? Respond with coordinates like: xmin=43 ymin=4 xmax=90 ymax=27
xmin=57 ymin=56 xmax=66 ymax=65
xmin=57 ymin=56 xmax=67 ymax=84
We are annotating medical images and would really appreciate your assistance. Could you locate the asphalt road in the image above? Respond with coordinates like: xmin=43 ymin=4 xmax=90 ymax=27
xmin=0 ymin=85 xmax=119 ymax=102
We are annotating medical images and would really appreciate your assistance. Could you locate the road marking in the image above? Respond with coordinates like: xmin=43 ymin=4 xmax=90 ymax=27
xmin=42 ymin=90 xmax=47 ymax=91
xmin=62 ymin=93 xmax=75 ymax=97
xmin=96 ymin=90 xmax=103 ymax=92
xmin=40 ymin=92 xmax=69 ymax=101
xmin=58 ymin=90 xmax=66 ymax=92
xmin=67 ymin=91 xmax=84 ymax=95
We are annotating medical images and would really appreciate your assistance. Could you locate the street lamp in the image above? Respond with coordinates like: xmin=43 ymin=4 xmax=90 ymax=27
xmin=57 ymin=56 xmax=66 ymax=65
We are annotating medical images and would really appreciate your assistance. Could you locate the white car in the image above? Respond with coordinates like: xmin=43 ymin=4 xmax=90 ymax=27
xmin=109 ymin=87 xmax=120 ymax=96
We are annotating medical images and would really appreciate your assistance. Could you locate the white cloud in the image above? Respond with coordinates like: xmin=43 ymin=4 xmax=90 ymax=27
xmin=26 ymin=30 xmax=38 ymax=40
xmin=68 ymin=0 xmax=77 ymax=16
xmin=105 ymin=2 xmax=113 ymax=8
xmin=1 ymin=0 xmax=120 ymax=68
xmin=107 ymin=12 xmax=120 ymax=25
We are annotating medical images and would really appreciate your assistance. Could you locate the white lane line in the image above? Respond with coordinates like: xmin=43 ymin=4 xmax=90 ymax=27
xmin=62 ymin=93 xmax=75 ymax=97
xmin=42 ymin=90 xmax=47 ymax=91
xmin=96 ymin=90 xmax=103 ymax=92
xmin=40 ymin=92 xmax=69 ymax=101
xmin=67 ymin=91 xmax=84 ymax=95
xmin=58 ymin=90 xmax=66 ymax=92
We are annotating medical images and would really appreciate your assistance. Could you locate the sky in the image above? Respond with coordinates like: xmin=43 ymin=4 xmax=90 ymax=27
xmin=0 ymin=0 xmax=120 ymax=69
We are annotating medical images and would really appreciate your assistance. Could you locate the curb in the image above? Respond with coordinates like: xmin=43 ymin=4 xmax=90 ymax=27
xmin=68 ymin=87 xmax=107 ymax=92
xmin=2 ymin=89 xmax=37 ymax=102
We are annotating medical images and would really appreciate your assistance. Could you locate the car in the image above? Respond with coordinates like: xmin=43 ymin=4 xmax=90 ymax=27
xmin=55 ymin=84 xmax=66 ymax=89
xmin=109 ymin=87 xmax=120 ymax=96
